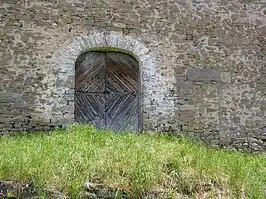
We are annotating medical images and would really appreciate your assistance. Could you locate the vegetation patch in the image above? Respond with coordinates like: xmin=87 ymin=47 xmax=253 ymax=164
xmin=0 ymin=125 xmax=265 ymax=198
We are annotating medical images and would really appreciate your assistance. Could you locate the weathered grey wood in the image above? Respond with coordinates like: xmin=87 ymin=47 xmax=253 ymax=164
xmin=74 ymin=92 xmax=106 ymax=128
xmin=106 ymin=52 xmax=138 ymax=93
xmin=75 ymin=52 xmax=105 ymax=92
xmin=105 ymin=93 xmax=139 ymax=131
xmin=74 ymin=51 xmax=140 ymax=131
xmin=105 ymin=52 xmax=139 ymax=131
xmin=74 ymin=52 xmax=106 ymax=126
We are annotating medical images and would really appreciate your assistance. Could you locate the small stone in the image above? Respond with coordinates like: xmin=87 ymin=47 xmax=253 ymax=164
xmin=78 ymin=192 xmax=97 ymax=199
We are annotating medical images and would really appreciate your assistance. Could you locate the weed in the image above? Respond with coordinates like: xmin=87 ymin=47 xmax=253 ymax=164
xmin=0 ymin=125 xmax=265 ymax=198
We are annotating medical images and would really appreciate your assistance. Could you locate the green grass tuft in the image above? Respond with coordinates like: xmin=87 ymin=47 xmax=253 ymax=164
xmin=0 ymin=125 xmax=265 ymax=198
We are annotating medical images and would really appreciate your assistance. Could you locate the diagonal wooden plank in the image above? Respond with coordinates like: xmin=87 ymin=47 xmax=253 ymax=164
xmin=74 ymin=92 xmax=106 ymax=129
xmin=105 ymin=92 xmax=139 ymax=131
xmin=75 ymin=52 xmax=106 ymax=92
xmin=106 ymin=52 xmax=139 ymax=93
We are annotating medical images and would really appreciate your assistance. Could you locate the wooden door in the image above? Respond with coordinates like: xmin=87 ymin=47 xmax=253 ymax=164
xmin=74 ymin=51 xmax=140 ymax=131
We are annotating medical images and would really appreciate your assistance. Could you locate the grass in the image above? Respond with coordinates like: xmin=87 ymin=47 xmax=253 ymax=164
xmin=0 ymin=125 xmax=265 ymax=198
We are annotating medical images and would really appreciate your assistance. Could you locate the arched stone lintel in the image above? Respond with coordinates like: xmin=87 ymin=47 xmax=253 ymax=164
xmin=77 ymin=32 xmax=152 ymax=67
xmin=54 ymin=31 xmax=158 ymax=85
xmin=54 ymin=32 xmax=152 ymax=74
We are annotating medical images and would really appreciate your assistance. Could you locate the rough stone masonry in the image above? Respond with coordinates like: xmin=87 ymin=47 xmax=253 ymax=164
xmin=0 ymin=0 xmax=265 ymax=151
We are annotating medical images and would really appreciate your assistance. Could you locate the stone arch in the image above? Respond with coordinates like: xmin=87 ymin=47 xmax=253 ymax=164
xmin=45 ymin=31 xmax=169 ymax=130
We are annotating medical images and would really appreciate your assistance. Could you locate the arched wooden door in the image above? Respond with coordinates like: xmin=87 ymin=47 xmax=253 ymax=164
xmin=74 ymin=51 xmax=140 ymax=131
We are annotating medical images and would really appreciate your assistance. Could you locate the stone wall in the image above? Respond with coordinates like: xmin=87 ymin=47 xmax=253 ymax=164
xmin=0 ymin=0 xmax=265 ymax=151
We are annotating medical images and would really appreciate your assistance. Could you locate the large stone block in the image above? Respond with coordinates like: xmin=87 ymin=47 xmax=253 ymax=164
xmin=186 ymin=67 xmax=221 ymax=82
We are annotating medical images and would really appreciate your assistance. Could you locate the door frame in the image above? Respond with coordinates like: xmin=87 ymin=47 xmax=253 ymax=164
xmin=74 ymin=48 xmax=143 ymax=131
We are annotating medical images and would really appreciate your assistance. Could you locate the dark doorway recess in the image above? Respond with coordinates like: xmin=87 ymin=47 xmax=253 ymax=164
xmin=74 ymin=51 xmax=140 ymax=131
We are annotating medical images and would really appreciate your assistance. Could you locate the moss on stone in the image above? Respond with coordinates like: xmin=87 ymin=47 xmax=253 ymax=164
xmin=81 ymin=47 xmax=140 ymax=63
